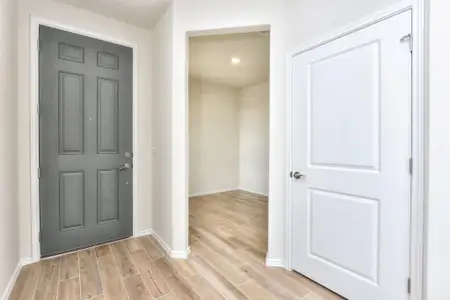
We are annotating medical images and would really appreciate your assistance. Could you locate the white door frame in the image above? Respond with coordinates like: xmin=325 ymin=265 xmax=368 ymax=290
xmin=29 ymin=16 xmax=140 ymax=262
xmin=285 ymin=1 xmax=426 ymax=299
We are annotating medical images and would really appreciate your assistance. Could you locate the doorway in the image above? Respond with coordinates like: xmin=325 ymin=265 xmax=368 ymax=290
xmin=289 ymin=10 xmax=412 ymax=300
xmin=188 ymin=31 xmax=270 ymax=260
xmin=39 ymin=26 xmax=134 ymax=257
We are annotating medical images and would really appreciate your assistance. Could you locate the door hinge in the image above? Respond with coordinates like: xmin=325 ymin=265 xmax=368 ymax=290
xmin=37 ymin=38 xmax=41 ymax=51
xmin=400 ymin=33 xmax=413 ymax=52
xmin=39 ymin=231 xmax=42 ymax=242
xmin=407 ymin=277 xmax=411 ymax=294
xmin=38 ymin=168 xmax=41 ymax=179
xmin=409 ymin=158 xmax=413 ymax=175
xmin=37 ymin=104 xmax=40 ymax=115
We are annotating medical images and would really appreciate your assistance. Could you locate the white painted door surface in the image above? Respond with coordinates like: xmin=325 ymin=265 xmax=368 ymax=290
xmin=291 ymin=11 xmax=412 ymax=300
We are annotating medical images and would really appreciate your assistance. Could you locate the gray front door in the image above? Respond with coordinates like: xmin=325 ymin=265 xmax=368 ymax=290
xmin=39 ymin=26 xmax=133 ymax=257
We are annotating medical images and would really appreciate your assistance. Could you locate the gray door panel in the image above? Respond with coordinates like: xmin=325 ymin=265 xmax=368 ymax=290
xmin=39 ymin=26 xmax=133 ymax=257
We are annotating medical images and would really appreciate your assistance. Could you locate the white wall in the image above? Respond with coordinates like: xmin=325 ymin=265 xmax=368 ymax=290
xmin=426 ymin=0 xmax=450 ymax=298
xmin=152 ymin=5 xmax=174 ymax=247
xmin=17 ymin=0 xmax=153 ymax=261
xmin=171 ymin=0 xmax=287 ymax=259
xmin=238 ymin=82 xmax=269 ymax=196
xmin=285 ymin=0 xmax=406 ymax=49
xmin=0 ymin=0 xmax=19 ymax=297
xmin=189 ymin=79 xmax=239 ymax=196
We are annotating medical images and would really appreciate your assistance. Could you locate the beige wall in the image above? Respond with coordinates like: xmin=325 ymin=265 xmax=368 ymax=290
xmin=238 ymin=82 xmax=269 ymax=196
xmin=152 ymin=5 xmax=174 ymax=247
xmin=189 ymin=79 xmax=239 ymax=196
xmin=17 ymin=0 xmax=153 ymax=260
xmin=0 ymin=0 xmax=19 ymax=297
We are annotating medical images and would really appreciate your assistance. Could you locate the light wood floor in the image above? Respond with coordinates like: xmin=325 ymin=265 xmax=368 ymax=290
xmin=9 ymin=190 xmax=344 ymax=300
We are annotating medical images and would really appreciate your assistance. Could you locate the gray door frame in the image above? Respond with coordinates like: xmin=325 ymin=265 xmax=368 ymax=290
xmin=29 ymin=17 xmax=139 ymax=262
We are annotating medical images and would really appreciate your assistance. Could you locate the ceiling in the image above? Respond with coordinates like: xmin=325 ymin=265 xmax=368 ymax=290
xmin=189 ymin=32 xmax=270 ymax=89
xmin=52 ymin=0 xmax=172 ymax=29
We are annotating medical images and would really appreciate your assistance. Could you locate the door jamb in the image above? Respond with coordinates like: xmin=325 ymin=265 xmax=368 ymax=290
xmin=284 ymin=1 xmax=426 ymax=300
xmin=29 ymin=16 xmax=140 ymax=261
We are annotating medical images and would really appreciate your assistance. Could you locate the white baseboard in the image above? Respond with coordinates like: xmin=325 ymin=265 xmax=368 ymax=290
xmin=238 ymin=188 xmax=269 ymax=197
xmin=135 ymin=229 xmax=153 ymax=237
xmin=189 ymin=188 xmax=238 ymax=197
xmin=266 ymin=258 xmax=284 ymax=268
xmin=151 ymin=230 xmax=190 ymax=259
xmin=171 ymin=246 xmax=191 ymax=259
xmin=1 ymin=258 xmax=34 ymax=300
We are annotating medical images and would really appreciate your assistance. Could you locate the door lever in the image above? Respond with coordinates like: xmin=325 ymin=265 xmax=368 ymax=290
xmin=119 ymin=163 xmax=131 ymax=171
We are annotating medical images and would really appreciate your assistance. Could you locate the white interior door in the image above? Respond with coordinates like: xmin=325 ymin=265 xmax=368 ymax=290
xmin=291 ymin=11 xmax=412 ymax=300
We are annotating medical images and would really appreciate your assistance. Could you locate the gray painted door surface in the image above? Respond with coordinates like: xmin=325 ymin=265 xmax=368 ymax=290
xmin=39 ymin=26 xmax=133 ymax=257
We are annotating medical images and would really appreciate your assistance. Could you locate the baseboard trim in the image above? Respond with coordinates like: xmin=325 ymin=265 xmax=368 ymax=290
xmin=1 ymin=258 xmax=33 ymax=300
xmin=265 ymin=258 xmax=284 ymax=268
xmin=189 ymin=188 xmax=238 ymax=197
xmin=151 ymin=230 xmax=190 ymax=259
xmin=135 ymin=229 xmax=152 ymax=237
xmin=171 ymin=246 xmax=191 ymax=259
xmin=238 ymin=188 xmax=269 ymax=197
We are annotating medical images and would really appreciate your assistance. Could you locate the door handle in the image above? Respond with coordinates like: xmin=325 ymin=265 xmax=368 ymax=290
xmin=119 ymin=163 xmax=131 ymax=171
xmin=291 ymin=171 xmax=305 ymax=180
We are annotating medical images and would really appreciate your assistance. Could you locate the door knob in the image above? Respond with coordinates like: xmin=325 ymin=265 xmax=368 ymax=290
xmin=119 ymin=163 xmax=131 ymax=171
xmin=291 ymin=171 xmax=305 ymax=180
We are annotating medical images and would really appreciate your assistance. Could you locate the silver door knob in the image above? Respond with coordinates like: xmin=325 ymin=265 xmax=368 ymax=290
xmin=119 ymin=163 xmax=131 ymax=171
xmin=291 ymin=171 xmax=305 ymax=180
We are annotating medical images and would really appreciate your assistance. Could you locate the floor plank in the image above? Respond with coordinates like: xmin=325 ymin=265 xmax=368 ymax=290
xmin=79 ymin=249 xmax=103 ymax=300
xmin=123 ymin=274 xmax=152 ymax=300
xmin=96 ymin=246 xmax=128 ymax=300
xmin=9 ymin=264 xmax=41 ymax=300
xmin=130 ymin=250 xmax=171 ymax=299
xmin=34 ymin=257 xmax=61 ymax=300
xmin=110 ymin=241 xmax=139 ymax=279
xmin=165 ymin=276 xmax=202 ymax=300
xmin=238 ymin=282 xmax=273 ymax=300
xmin=60 ymin=253 xmax=78 ymax=281
xmin=58 ymin=277 xmax=81 ymax=300
xmin=138 ymin=236 xmax=164 ymax=260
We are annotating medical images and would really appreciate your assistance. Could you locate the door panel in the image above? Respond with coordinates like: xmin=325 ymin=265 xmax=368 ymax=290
xmin=39 ymin=26 xmax=133 ymax=257
xmin=59 ymin=171 xmax=85 ymax=231
xmin=97 ymin=169 xmax=120 ymax=223
xmin=97 ymin=78 xmax=119 ymax=153
xmin=58 ymin=71 xmax=85 ymax=155
xmin=291 ymin=11 xmax=412 ymax=300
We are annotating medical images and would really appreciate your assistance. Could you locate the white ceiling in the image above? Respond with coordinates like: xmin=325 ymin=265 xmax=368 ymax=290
xmin=52 ymin=0 xmax=172 ymax=29
xmin=189 ymin=32 xmax=270 ymax=89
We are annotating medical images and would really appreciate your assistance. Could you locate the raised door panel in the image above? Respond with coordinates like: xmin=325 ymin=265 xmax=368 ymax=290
xmin=308 ymin=41 xmax=380 ymax=171
xmin=308 ymin=189 xmax=379 ymax=283
xmin=98 ymin=169 xmax=119 ymax=223
xmin=59 ymin=171 xmax=85 ymax=231
xmin=97 ymin=78 xmax=119 ymax=154
xmin=58 ymin=71 xmax=85 ymax=155
xmin=58 ymin=43 xmax=85 ymax=63
xmin=97 ymin=52 xmax=119 ymax=70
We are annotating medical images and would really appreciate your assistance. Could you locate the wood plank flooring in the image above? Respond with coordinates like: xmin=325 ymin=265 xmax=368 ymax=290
xmin=9 ymin=190 xmax=344 ymax=300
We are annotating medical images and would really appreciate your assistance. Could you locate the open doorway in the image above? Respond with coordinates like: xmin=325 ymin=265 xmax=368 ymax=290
xmin=188 ymin=31 xmax=270 ymax=262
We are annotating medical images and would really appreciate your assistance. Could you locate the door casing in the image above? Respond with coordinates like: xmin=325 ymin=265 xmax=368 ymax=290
xmin=29 ymin=16 xmax=140 ymax=261
xmin=285 ymin=1 xmax=426 ymax=300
